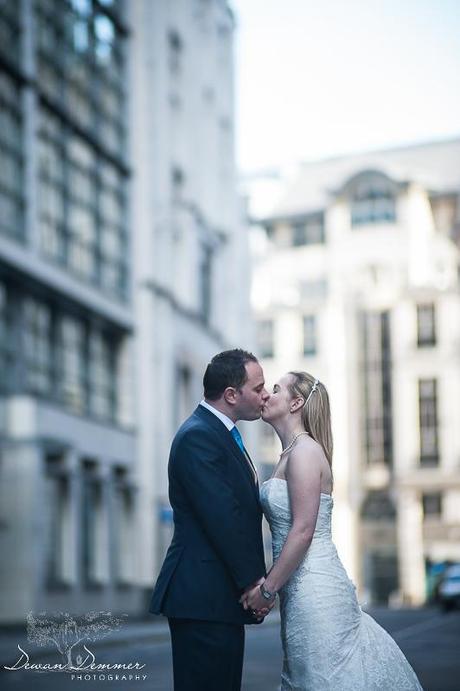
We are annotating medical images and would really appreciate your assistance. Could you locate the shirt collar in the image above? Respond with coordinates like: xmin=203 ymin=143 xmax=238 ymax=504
xmin=199 ymin=400 xmax=235 ymax=431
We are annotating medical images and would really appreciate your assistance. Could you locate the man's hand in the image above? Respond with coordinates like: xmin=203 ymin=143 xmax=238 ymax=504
xmin=239 ymin=578 xmax=275 ymax=619
xmin=242 ymin=576 xmax=265 ymax=595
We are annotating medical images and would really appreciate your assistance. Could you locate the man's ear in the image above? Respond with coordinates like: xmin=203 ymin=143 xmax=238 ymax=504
xmin=223 ymin=387 xmax=237 ymax=406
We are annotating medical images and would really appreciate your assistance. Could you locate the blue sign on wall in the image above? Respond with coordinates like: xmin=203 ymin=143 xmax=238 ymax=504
xmin=159 ymin=505 xmax=174 ymax=523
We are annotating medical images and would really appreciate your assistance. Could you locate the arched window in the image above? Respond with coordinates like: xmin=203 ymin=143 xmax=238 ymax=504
xmin=361 ymin=491 xmax=396 ymax=521
xmin=349 ymin=172 xmax=397 ymax=226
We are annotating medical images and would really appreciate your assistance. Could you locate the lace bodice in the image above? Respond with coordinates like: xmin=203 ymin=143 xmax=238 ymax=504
xmin=260 ymin=478 xmax=335 ymax=584
xmin=261 ymin=477 xmax=332 ymax=540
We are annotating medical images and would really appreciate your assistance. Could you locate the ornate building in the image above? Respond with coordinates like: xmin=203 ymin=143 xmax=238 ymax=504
xmin=0 ymin=0 xmax=246 ymax=623
xmin=129 ymin=0 xmax=251 ymax=599
xmin=251 ymin=139 xmax=460 ymax=604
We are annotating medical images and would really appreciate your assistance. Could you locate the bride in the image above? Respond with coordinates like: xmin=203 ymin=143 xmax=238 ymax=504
xmin=240 ymin=371 xmax=423 ymax=690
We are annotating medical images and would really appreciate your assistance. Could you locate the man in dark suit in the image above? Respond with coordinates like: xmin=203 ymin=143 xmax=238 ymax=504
xmin=149 ymin=349 xmax=273 ymax=690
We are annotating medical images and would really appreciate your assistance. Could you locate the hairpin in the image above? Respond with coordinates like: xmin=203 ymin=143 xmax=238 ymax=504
xmin=305 ymin=378 xmax=319 ymax=405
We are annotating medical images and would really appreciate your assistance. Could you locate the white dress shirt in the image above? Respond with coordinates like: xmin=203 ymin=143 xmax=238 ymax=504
xmin=199 ymin=399 xmax=235 ymax=431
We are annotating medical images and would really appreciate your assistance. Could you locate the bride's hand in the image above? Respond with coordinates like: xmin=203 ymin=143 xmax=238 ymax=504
xmin=240 ymin=584 xmax=273 ymax=615
xmin=239 ymin=592 xmax=265 ymax=619
xmin=239 ymin=577 xmax=264 ymax=608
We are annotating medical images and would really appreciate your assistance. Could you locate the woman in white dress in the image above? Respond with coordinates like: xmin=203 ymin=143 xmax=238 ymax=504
xmin=241 ymin=371 xmax=423 ymax=691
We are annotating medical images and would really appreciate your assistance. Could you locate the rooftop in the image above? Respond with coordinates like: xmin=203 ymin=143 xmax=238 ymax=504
xmin=269 ymin=137 xmax=460 ymax=219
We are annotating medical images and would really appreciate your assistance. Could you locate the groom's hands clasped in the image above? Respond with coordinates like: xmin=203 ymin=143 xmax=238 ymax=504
xmin=239 ymin=577 xmax=276 ymax=620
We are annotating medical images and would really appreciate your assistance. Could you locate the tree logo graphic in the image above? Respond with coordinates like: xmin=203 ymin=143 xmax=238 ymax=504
xmin=4 ymin=610 xmax=147 ymax=676
xmin=23 ymin=610 xmax=128 ymax=671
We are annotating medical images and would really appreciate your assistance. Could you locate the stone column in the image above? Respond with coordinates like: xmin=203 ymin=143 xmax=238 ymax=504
xmin=0 ymin=440 xmax=42 ymax=622
xmin=396 ymin=487 xmax=426 ymax=604
xmin=94 ymin=464 xmax=111 ymax=586
xmin=64 ymin=448 xmax=80 ymax=588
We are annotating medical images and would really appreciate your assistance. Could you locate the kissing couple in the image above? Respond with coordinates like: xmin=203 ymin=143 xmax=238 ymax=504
xmin=150 ymin=349 xmax=423 ymax=690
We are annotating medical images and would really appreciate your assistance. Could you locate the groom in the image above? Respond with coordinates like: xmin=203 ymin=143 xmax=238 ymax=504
xmin=149 ymin=349 xmax=272 ymax=691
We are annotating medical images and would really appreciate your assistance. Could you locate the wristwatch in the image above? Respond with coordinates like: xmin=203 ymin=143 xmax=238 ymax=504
xmin=260 ymin=582 xmax=276 ymax=601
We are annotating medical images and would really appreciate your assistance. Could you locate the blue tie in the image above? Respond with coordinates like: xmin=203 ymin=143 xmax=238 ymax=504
xmin=231 ymin=426 xmax=245 ymax=454
xmin=231 ymin=426 xmax=257 ymax=484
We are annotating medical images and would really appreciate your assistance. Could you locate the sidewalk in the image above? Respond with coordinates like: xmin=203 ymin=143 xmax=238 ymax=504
xmin=0 ymin=611 xmax=282 ymax=669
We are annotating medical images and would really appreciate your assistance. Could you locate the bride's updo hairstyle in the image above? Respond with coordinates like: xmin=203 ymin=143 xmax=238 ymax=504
xmin=288 ymin=371 xmax=333 ymax=473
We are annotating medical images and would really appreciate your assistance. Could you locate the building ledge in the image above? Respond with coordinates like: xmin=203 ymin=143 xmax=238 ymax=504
xmin=0 ymin=236 xmax=133 ymax=331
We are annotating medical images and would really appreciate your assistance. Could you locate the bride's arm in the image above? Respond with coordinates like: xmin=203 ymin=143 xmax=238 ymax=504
xmin=263 ymin=444 xmax=323 ymax=594
xmin=242 ymin=443 xmax=323 ymax=611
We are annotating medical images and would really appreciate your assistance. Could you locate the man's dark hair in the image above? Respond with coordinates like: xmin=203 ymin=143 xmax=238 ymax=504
xmin=203 ymin=349 xmax=258 ymax=400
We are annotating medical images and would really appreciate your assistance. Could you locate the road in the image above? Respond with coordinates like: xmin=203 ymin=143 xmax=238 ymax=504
xmin=1 ymin=607 xmax=458 ymax=690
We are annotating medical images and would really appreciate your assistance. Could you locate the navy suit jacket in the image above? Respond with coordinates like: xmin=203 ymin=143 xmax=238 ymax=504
xmin=149 ymin=405 xmax=266 ymax=624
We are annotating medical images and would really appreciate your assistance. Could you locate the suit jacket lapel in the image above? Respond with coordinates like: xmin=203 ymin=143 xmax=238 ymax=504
xmin=194 ymin=406 xmax=260 ymax=497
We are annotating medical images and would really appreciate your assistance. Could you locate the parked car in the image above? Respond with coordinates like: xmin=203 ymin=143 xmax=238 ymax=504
xmin=438 ymin=563 xmax=460 ymax=612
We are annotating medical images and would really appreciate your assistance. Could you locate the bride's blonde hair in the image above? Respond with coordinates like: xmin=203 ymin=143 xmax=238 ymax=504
xmin=288 ymin=371 xmax=333 ymax=474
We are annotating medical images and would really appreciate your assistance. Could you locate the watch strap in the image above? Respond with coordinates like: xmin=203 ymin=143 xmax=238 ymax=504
xmin=260 ymin=582 xmax=276 ymax=600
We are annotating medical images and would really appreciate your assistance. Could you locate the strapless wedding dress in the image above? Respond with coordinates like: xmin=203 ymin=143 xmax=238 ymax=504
xmin=260 ymin=478 xmax=423 ymax=690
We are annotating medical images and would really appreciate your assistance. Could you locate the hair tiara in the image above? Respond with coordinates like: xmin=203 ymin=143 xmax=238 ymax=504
xmin=305 ymin=378 xmax=320 ymax=405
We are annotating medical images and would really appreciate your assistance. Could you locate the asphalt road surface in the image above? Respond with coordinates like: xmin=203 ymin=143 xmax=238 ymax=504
xmin=1 ymin=607 xmax=458 ymax=691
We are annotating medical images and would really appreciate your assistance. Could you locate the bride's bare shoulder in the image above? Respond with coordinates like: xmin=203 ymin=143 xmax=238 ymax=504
xmin=288 ymin=436 xmax=323 ymax=470
xmin=295 ymin=434 xmax=323 ymax=457
xmin=291 ymin=436 xmax=331 ymax=480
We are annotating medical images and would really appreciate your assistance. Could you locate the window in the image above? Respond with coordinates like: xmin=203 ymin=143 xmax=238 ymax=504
xmin=33 ymin=0 xmax=129 ymax=300
xmin=199 ymin=245 xmax=212 ymax=323
xmin=35 ymin=0 xmax=127 ymax=153
xmin=0 ymin=1 xmax=21 ymax=67
xmin=257 ymin=319 xmax=274 ymax=358
xmin=37 ymin=107 xmax=128 ymax=299
xmin=361 ymin=491 xmax=396 ymax=521
xmin=23 ymin=298 xmax=52 ymax=394
xmin=0 ymin=281 xmax=15 ymax=390
xmin=0 ymin=72 xmax=24 ymax=241
xmin=89 ymin=329 xmax=116 ymax=420
xmin=303 ymin=315 xmax=317 ymax=356
xmin=364 ymin=552 xmax=398 ymax=605
xmin=292 ymin=223 xmax=305 ymax=246
xmin=300 ymin=279 xmax=328 ymax=300
xmin=59 ymin=316 xmax=86 ymax=413
xmin=419 ymin=379 xmax=439 ymax=466
xmin=99 ymin=163 xmax=128 ymax=296
xmin=0 ymin=277 xmax=124 ymax=423
xmin=360 ymin=311 xmax=393 ymax=466
xmin=38 ymin=115 xmax=66 ymax=261
xmin=177 ymin=365 xmax=193 ymax=425
xmin=171 ymin=166 xmax=185 ymax=201
xmin=351 ymin=175 xmax=396 ymax=226
xmin=67 ymin=136 xmax=97 ymax=280
xmin=292 ymin=214 xmax=325 ymax=246
xmin=422 ymin=492 xmax=442 ymax=519
xmin=168 ymin=29 xmax=183 ymax=74
xmin=417 ymin=304 xmax=436 ymax=347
